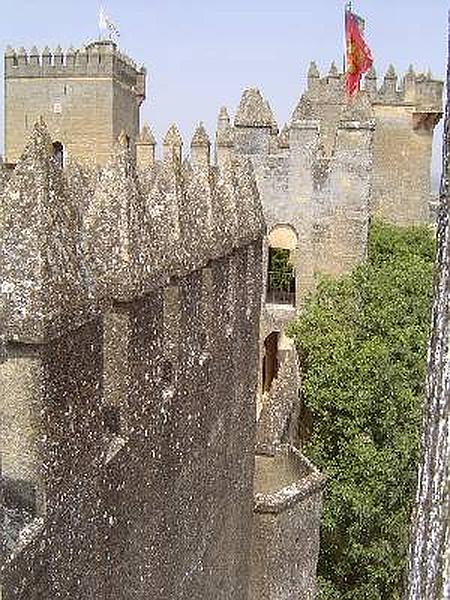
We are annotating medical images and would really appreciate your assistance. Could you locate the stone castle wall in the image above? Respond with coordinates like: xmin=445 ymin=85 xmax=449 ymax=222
xmin=0 ymin=121 xmax=264 ymax=599
xmin=4 ymin=41 xmax=146 ymax=166
xmin=220 ymin=63 xmax=443 ymax=318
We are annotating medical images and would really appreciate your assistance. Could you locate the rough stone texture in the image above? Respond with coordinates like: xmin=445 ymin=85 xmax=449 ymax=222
xmin=256 ymin=346 xmax=301 ymax=451
xmin=250 ymin=446 xmax=326 ymax=600
xmin=0 ymin=121 xmax=264 ymax=599
xmin=226 ymin=64 xmax=443 ymax=317
xmin=406 ymin=41 xmax=450 ymax=599
xmin=4 ymin=41 xmax=146 ymax=166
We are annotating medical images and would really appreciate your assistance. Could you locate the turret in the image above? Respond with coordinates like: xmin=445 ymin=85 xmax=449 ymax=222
xmin=4 ymin=41 xmax=147 ymax=165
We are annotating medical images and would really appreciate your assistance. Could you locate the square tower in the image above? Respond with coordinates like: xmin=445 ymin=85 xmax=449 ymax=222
xmin=4 ymin=40 xmax=146 ymax=165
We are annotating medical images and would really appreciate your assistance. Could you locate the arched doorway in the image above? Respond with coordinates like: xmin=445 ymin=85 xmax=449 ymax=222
xmin=266 ymin=225 xmax=297 ymax=306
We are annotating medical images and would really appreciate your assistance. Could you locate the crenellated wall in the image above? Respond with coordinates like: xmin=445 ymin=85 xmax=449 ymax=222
xmin=0 ymin=120 xmax=264 ymax=599
xmin=4 ymin=41 xmax=146 ymax=166
xmin=222 ymin=61 xmax=443 ymax=319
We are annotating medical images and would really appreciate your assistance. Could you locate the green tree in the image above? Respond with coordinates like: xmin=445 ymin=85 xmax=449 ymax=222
xmin=288 ymin=221 xmax=436 ymax=599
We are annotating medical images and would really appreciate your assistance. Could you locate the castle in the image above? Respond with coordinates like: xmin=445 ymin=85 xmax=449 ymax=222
xmin=0 ymin=40 xmax=443 ymax=599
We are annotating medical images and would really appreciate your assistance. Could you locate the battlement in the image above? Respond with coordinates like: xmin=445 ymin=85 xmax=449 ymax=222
xmin=4 ymin=41 xmax=146 ymax=98
xmin=304 ymin=61 xmax=443 ymax=112
xmin=0 ymin=120 xmax=264 ymax=342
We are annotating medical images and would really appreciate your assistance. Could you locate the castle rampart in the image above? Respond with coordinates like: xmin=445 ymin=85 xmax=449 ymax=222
xmin=0 ymin=120 xmax=264 ymax=598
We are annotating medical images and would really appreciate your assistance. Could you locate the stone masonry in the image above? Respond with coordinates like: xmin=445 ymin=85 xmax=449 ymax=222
xmin=0 ymin=120 xmax=264 ymax=599
xmin=4 ymin=41 xmax=145 ymax=166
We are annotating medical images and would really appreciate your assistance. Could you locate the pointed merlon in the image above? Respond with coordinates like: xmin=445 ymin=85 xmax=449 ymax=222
xmin=42 ymin=46 xmax=52 ymax=56
xmin=5 ymin=46 xmax=15 ymax=57
xmin=139 ymin=123 xmax=156 ymax=145
xmin=235 ymin=88 xmax=274 ymax=128
xmin=164 ymin=124 xmax=183 ymax=147
xmin=191 ymin=122 xmax=210 ymax=147
xmin=54 ymin=45 xmax=63 ymax=55
xmin=218 ymin=106 xmax=231 ymax=124
xmin=407 ymin=64 xmax=415 ymax=77
xmin=308 ymin=61 xmax=320 ymax=79
xmin=427 ymin=68 xmax=433 ymax=80
xmin=30 ymin=46 xmax=39 ymax=56
xmin=366 ymin=65 xmax=377 ymax=79
xmin=385 ymin=64 xmax=397 ymax=79
xmin=328 ymin=61 xmax=339 ymax=77
xmin=17 ymin=47 xmax=27 ymax=57
xmin=216 ymin=124 xmax=234 ymax=147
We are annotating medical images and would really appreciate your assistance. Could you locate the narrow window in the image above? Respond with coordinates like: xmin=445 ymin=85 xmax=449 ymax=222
xmin=52 ymin=141 xmax=64 ymax=168
xmin=262 ymin=332 xmax=279 ymax=392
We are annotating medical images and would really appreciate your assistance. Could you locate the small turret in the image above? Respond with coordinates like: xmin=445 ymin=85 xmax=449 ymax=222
xmin=191 ymin=122 xmax=211 ymax=166
xmin=163 ymin=124 xmax=183 ymax=164
xmin=136 ymin=123 xmax=156 ymax=168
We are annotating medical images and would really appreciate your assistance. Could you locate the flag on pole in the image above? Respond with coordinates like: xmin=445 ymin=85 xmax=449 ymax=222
xmin=99 ymin=5 xmax=120 ymax=40
xmin=345 ymin=5 xmax=373 ymax=96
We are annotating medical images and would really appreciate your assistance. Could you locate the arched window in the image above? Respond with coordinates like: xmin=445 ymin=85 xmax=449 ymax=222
xmin=267 ymin=225 xmax=297 ymax=306
xmin=52 ymin=141 xmax=64 ymax=168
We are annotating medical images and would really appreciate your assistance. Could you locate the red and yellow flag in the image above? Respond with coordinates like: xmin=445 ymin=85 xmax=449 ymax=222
xmin=345 ymin=7 xmax=373 ymax=96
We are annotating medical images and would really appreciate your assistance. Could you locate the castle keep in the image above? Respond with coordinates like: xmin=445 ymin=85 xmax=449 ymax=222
xmin=0 ymin=39 xmax=443 ymax=600
xmin=4 ymin=41 xmax=145 ymax=166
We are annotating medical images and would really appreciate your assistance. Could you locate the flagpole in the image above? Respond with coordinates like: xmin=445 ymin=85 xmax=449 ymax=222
xmin=343 ymin=2 xmax=350 ymax=74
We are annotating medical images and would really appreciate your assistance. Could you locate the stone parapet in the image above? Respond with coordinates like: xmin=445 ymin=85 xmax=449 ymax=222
xmin=4 ymin=41 xmax=146 ymax=100
xmin=0 ymin=120 xmax=265 ymax=342
xmin=250 ymin=445 xmax=326 ymax=600
xmin=1 ymin=119 xmax=264 ymax=599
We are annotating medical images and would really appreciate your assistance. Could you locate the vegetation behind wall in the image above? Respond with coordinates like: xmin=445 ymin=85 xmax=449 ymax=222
xmin=288 ymin=221 xmax=436 ymax=599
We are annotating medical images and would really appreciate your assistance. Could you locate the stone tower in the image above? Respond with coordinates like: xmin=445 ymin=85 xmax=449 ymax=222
xmin=4 ymin=40 xmax=146 ymax=166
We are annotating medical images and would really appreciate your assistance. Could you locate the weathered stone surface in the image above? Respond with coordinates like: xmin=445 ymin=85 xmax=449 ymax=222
xmin=250 ymin=446 xmax=326 ymax=600
xmin=1 ymin=120 xmax=265 ymax=600
xmin=0 ymin=121 xmax=92 ymax=342
xmin=4 ymin=41 xmax=146 ymax=166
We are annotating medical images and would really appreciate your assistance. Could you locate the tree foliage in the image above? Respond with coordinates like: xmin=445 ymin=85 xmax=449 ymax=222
xmin=288 ymin=221 xmax=436 ymax=599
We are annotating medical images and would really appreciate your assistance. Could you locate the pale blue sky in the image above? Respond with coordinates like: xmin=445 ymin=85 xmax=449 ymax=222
xmin=1 ymin=0 xmax=448 ymax=180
